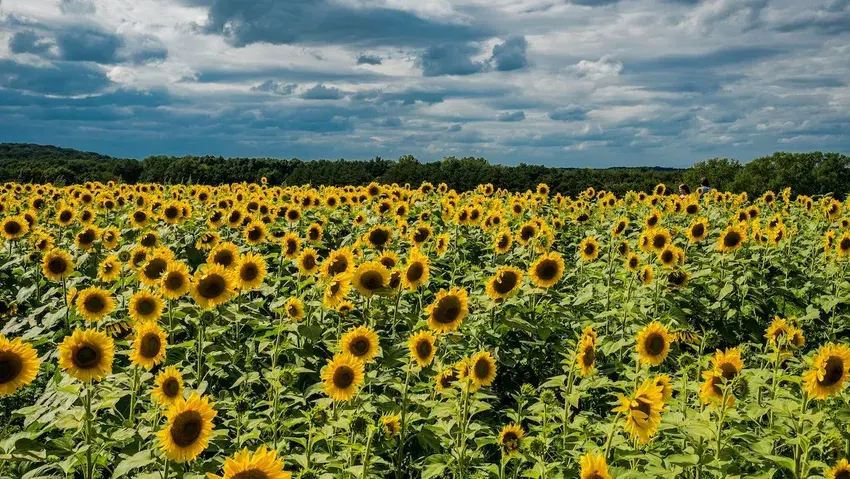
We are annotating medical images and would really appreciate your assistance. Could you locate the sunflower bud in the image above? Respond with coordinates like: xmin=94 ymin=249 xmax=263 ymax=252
xmin=520 ymin=383 xmax=535 ymax=397
xmin=350 ymin=412 xmax=370 ymax=436
xmin=539 ymin=389 xmax=556 ymax=405
xmin=527 ymin=436 xmax=547 ymax=457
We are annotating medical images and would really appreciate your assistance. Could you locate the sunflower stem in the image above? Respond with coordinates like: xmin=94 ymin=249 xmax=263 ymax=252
xmin=129 ymin=366 xmax=140 ymax=424
xmin=603 ymin=411 xmax=623 ymax=461
xmin=395 ymin=359 xmax=413 ymax=479
xmin=83 ymin=383 xmax=94 ymax=479
xmin=360 ymin=426 xmax=374 ymax=479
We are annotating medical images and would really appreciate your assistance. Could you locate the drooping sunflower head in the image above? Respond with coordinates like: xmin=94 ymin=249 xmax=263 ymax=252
xmin=408 ymin=330 xmax=437 ymax=368
xmin=498 ymin=424 xmax=524 ymax=456
xmin=611 ymin=216 xmax=629 ymax=236
xmin=435 ymin=367 xmax=459 ymax=391
xmin=157 ymin=393 xmax=217 ymax=463
xmin=75 ymin=287 xmax=115 ymax=322
xmin=639 ymin=265 xmax=654 ymax=285
xmin=804 ymin=343 xmax=850 ymax=400
xmin=579 ymin=236 xmax=600 ymax=262
xmin=320 ymin=353 xmax=365 ymax=401
xmin=153 ymin=366 xmax=184 ymax=406
xmin=129 ymin=290 xmax=164 ymax=323
xmin=323 ymin=273 xmax=352 ymax=309
xmin=0 ymin=335 xmax=40 ymax=397
xmin=57 ymin=329 xmax=114 ymax=382
xmin=42 ymin=248 xmax=74 ymax=281
xmin=579 ymin=453 xmax=612 ymax=479
xmin=635 ymin=321 xmax=673 ymax=366
xmin=486 ymin=265 xmax=523 ymax=301
xmin=190 ymin=264 xmax=236 ymax=310
xmin=467 ymin=351 xmax=497 ymax=392
xmin=130 ymin=321 xmax=167 ymax=370
xmin=612 ymin=378 xmax=665 ymax=444
xmin=339 ymin=325 xmax=380 ymax=363
xmin=426 ymin=287 xmax=469 ymax=333
xmin=352 ymin=261 xmax=391 ymax=297
xmin=161 ymin=261 xmax=191 ymax=299
xmin=837 ymin=232 xmax=850 ymax=257
xmin=402 ymin=248 xmax=430 ymax=290
xmin=235 ymin=252 xmax=267 ymax=290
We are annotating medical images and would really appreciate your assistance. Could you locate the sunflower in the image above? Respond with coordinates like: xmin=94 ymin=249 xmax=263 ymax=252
xmin=42 ymin=248 xmax=74 ymax=281
xmin=612 ymin=378 xmax=665 ymax=444
xmin=837 ymin=232 xmax=850 ymax=257
xmin=161 ymin=261 xmax=191 ymax=299
xmin=700 ymin=348 xmax=744 ymax=405
xmin=305 ymin=222 xmax=323 ymax=244
xmin=645 ymin=228 xmax=672 ymax=252
xmin=529 ymin=251 xmax=565 ymax=288
xmin=364 ymin=225 xmax=393 ymax=249
xmin=297 ymin=248 xmax=320 ymax=276
xmin=195 ymin=231 xmax=220 ymax=251
xmin=0 ymin=300 xmax=17 ymax=320
xmin=284 ymin=297 xmax=305 ymax=322
xmin=323 ymin=273 xmax=352 ymax=309
xmin=575 ymin=337 xmax=596 ymax=377
xmin=517 ymin=221 xmax=538 ymax=246
xmin=101 ymin=226 xmax=120 ymax=250
xmin=207 ymin=242 xmax=240 ymax=270
xmin=321 ymin=353 xmax=365 ymax=401
xmin=717 ymin=224 xmax=747 ymax=253
xmin=625 ymin=253 xmax=641 ymax=272
xmin=130 ymin=321 xmax=167 ymax=370
xmin=410 ymin=224 xmax=432 ymax=246
xmin=635 ymin=321 xmax=673 ymax=366
xmin=340 ymin=325 xmax=380 ymax=363
xmin=157 ymin=394 xmax=217 ymax=463
xmin=408 ymin=330 xmax=437 ymax=367
xmin=687 ymin=218 xmax=709 ymax=243
xmin=98 ymin=255 xmax=122 ymax=282
xmin=55 ymin=206 xmax=75 ymax=227
xmin=138 ymin=231 xmax=160 ymax=249
xmin=493 ymin=229 xmax=513 ymax=254
xmin=426 ymin=287 xmax=469 ymax=333
xmin=580 ymin=453 xmax=612 ymax=479
xmin=377 ymin=415 xmax=401 ymax=439
xmin=336 ymin=300 xmax=354 ymax=316
xmin=1 ymin=216 xmax=28 ymax=240
xmin=803 ymin=343 xmax=850 ymax=400
xmin=0 ymin=335 xmax=40 ymax=397
xmin=467 ymin=351 xmax=497 ymax=392
xmin=611 ymin=216 xmax=629 ymax=236
xmin=152 ymin=366 xmax=184 ymax=406
xmin=321 ymin=247 xmax=355 ymax=278
xmin=57 ymin=329 xmax=114 ymax=382
xmin=499 ymin=424 xmax=524 ymax=456
xmin=577 ymin=236 xmax=600 ymax=262
xmin=435 ymin=368 xmax=459 ymax=391
xmin=436 ymin=233 xmax=450 ymax=256
xmin=485 ymin=265 xmax=523 ymax=301
xmin=352 ymin=261 xmax=391 ymax=297
xmin=402 ymin=248 xmax=430 ymax=290
xmin=639 ymin=265 xmax=654 ymax=285
xmin=129 ymin=290 xmax=164 ymax=323
xmin=826 ymin=459 xmax=850 ymax=479
xmin=190 ymin=264 xmax=236 ymax=309
xmin=657 ymin=246 xmax=679 ymax=268
xmin=129 ymin=209 xmax=151 ymax=228
xmin=206 ymin=446 xmax=291 ymax=479
xmin=655 ymin=374 xmax=673 ymax=401
xmin=140 ymin=248 xmax=175 ymax=287
xmin=235 ymin=252 xmax=267 ymax=290
xmin=243 ymin=220 xmax=267 ymax=246
xmin=75 ymin=287 xmax=115 ymax=322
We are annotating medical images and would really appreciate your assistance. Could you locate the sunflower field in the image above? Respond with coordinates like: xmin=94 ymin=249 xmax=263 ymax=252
xmin=1 ymin=181 xmax=850 ymax=479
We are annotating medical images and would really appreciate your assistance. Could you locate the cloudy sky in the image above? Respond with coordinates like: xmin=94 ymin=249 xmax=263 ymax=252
xmin=1 ymin=0 xmax=848 ymax=166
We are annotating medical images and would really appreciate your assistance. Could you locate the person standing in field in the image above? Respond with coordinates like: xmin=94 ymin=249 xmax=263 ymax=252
xmin=679 ymin=184 xmax=691 ymax=198
xmin=698 ymin=178 xmax=713 ymax=194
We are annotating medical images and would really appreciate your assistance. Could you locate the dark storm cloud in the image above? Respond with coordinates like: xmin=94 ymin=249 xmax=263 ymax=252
xmin=490 ymin=36 xmax=528 ymax=71
xmin=9 ymin=31 xmax=53 ymax=55
xmin=0 ymin=59 xmax=113 ymax=96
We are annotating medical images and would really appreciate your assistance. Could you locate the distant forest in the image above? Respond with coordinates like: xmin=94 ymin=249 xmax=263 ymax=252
xmin=1 ymin=143 xmax=848 ymax=197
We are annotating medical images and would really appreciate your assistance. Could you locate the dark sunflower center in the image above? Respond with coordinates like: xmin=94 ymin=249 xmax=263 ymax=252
xmin=78 ymin=230 xmax=95 ymax=245
xmin=213 ymin=250 xmax=234 ymax=268
xmin=198 ymin=274 xmax=226 ymax=299
xmin=73 ymin=345 xmax=100 ymax=369
xmin=652 ymin=234 xmax=667 ymax=249
xmin=647 ymin=216 xmax=658 ymax=227
xmin=248 ymin=228 xmax=262 ymax=241
xmin=0 ymin=352 xmax=23 ymax=384
xmin=137 ymin=298 xmax=156 ymax=316
xmin=350 ymin=338 xmax=370 ymax=357
xmin=440 ymin=372 xmax=457 ymax=388
xmin=48 ymin=257 xmax=68 ymax=275
xmin=140 ymin=234 xmax=157 ymax=247
xmin=589 ymin=474 xmax=606 ymax=479
xmin=133 ymin=212 xmax=147 ymax=223
xmin=285 ymin=240 xmax=298 ymax=255
xmin=582 ymin=346 xmax=596 ymax=367
xmin=493 ymin=271 xmax=518 ymax=294
xmin=141 ymin=333 xmax=162 ymax=358
xmin=133 ymin=252 xmax=147 ymax=267
xmin=287 ymin=211 xmax=299 ymax=221
xmin=577 ymin=213 xmax=589 ymax=222
xmin=521 ymin=226 xmax=535 ymax=241
xmin=535 ymin=259 xmax=558 ymax=281
xmin=170 ymin=411 xmax=203 ymax=447
xmin=668 ymin=271 xmax=687 ymax=286
xmin=333 ymin=366 xmax=355 ymax=389
xmin=287 ymin=304 xmax=300 ymax=317
xmin=380 ymin=257 xmax=396 ymax=269
xmin=241 ymin=264 xmax=259 ymax=281
xmin=4 ymin=221 xmax=21 ymax=235
xmin=820 ymin=356 xmax=845 ymax=387
xmin=309 ymin=228 xmax=320 ymax=241
xmin=359 ymin=271 xmax=385 ymax=291
xmin=840 ymin=238 xmax=850 ymax=251
xmin=686 ymin=205 xmax=698 ymax=214
xmin=434 ymin=296 xmax=461 ymax=324
xmin=634 ymin=398 xmax=652 ymax=418
xmin=584 ymin=242 xmax=596 ymax=256
xmin=629 ymin=258 xmax=639 ymax=269
xmin=163 ymin=377 xmax=180 ymax=397
xmin=645 ymin=333 xmax=665 ymax=355
xmin=165 ymin=273 xmax=185 ymax=291
xmin=301 ymin=255 xmax=316 ymax=270
xmin=369 ymin=229 xmax=390 ymax=246
xmin=414 ymin=229 xmax=429 ymax=243
xmin=60 ymin=211 xmax=73 ymax=222
xmin=497 ymin=236 xmax=509 ymax=249
xmin=230 ymin=211 xmax=242 ymax=223
xmin=719 ymin=362 xmax=738 ymax=380
xmin=84 ymin=294 xmax=106 ymax=313
xmin=661 ymin=251 xmax=674 ymax=263
xmin=231 ymin=470 xmax=270 ymax=479
xmin=144 ymin=258 xmax=168 ymax=280
xmin=328 ymin=256 xmax=349 ymax=275
xmin=691 ymin=224 xmax=705 ymax=237
xmin=615 ymin=222 xmax=625 ymax=234
xmin=416 ymin=340 xmax=432 ymax=360
xmin=474 ymin=358 xmax=491 ymax=380
xmin=406 ymin=262 xmax=424 ymax=282
xmin=834 ymin=470 xmax=850 ymax=479
xmin=723 ymin=231 xmax=741 ymax=248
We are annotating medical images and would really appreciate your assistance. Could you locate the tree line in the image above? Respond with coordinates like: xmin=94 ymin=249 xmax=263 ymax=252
xmin=1 ymin=143 xmax=848 ymax=197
